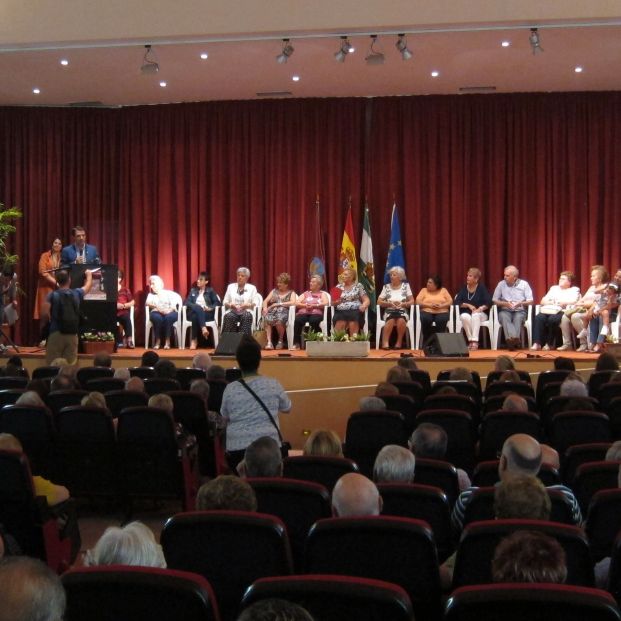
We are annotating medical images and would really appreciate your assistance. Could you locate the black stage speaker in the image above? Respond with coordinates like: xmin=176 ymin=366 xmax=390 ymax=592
xmin=423 ymin=333 xmax=469 ymax=357
xmin=214 ymin=332 xmax=245 ymax=356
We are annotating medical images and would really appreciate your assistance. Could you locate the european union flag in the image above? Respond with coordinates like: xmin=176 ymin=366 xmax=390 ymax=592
xmin=384 ymin=204 xmax=405 ymax=284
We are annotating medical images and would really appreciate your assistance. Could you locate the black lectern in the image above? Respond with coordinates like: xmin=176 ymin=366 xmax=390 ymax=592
xmin=67 ymin=264 xmax=118 ymax=337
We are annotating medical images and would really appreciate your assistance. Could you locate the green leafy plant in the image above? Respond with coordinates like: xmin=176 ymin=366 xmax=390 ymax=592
xmin=82 ymin=331 xmax=115 ymax=342
xmin=352 ymin=332 xmax=371 ymax=341
xmin=304 ymin=329 xmax=370 ymax=343
xmin=303 ymin=329 xmax=325 ymax=342
xmin=0 ymin=202 xmax=22 ymax=267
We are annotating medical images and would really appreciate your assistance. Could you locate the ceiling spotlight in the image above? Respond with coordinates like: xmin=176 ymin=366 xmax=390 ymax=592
xmin=529 ymin=28 xmax=543 ymax=55
xmin=501 ymin=41 xmax=510 ymax=48
xmin=32 ymin=88 xmax=40 ymax=95
xmin=335 ymin=36 xmax=354 ymax=62
xmin=395 ymin=34 xmax=413 ymax=61
xmin=574 ymin=66 xmax=583 ymax=73
xmin=365 ymin=35 xmax=385 ymax=66
xmin=276 ymin=39 xmax=294 ymax=64
xmin=200 ymin=52 xmax=208 ymax=60
xmin=141 ymin=44 xmax=160 ymax=74
xmin=431 ymin=71 xmax=439 ymax=77
xmin=159 ymin=81 xmax=167 ymax=87
xmin=292 ymin=75 xmax=300 ymax=82
xmin=60 ymin=59 xmax=69 ymax=66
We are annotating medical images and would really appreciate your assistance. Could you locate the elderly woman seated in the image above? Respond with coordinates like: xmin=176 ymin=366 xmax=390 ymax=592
xmin=146 ymin=275 xmax=179 ymax=350
xmin=292 ymin=274 xmax=329 ymax=349
xmin=262 ymin=272 xmax=296 ymax=350
xmin=416 ymin=274 xmax=452 ymax=346
xmin=454 ymin=267 xmax=493 ymax=351
xmin=221 ymin=267 xmax=259 ymax=336
xmin=332 ymin=268 xmax=370 ymax=337
xmin=378 ymin=266 xmax=414 ymax=350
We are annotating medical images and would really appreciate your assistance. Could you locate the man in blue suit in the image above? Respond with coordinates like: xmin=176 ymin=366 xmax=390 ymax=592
xmin=61 ymin=225 xmax=100 ymax=265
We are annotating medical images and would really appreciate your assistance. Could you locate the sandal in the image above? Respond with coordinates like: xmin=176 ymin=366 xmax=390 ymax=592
xmin=201 ymin=326 xmax=210 ymax=338
xmin=127 ymin=340 xmax=135 ymax=349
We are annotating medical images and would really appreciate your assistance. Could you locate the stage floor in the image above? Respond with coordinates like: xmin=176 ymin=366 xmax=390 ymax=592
xmin=12 ymin=345 xmax=603 ymax=450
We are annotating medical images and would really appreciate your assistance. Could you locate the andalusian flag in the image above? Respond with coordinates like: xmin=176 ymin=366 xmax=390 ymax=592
xmin=384 ymin=203 xmax=406 ymax=283
xmin=358 ymin=204 xmax=376 ymax=307
xmin=338 ymin=205 xmax=357 ymax=281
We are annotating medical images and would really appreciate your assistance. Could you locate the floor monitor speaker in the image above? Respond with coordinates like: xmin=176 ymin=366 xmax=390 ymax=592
xmin=423 ymin=332 xmax=469 ymax=357
xmin=214 ymin=332 xmax=245 ymax=356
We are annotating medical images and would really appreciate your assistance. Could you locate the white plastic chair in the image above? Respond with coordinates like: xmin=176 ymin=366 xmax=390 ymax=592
xmin=454 ymin=304 xmax=495 ymax=350
xmin=491 ymin=304 xmax=533 ymax=349
xmin=181 ymin=298 xmax=221 ymax=349
xmin=145 ymin=292 xmax=184 ymax=349
xmin=414 ymin=304 xmax=454 ymax=349
xmin=294 ymin=292 xmax=332 ymax=345
xmin=375 ymin=304 xmax=415 ymax=350
xmin=117 ymin=305 xmax=135 ymax=345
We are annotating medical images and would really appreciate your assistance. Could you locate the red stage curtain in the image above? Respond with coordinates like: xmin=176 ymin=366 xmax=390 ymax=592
xmin=0 ymin=92 xmax=619 ymax=345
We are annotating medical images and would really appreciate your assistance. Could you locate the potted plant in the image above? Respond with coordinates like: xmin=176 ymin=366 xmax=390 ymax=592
xmin=304 ymin=330 xmax=371 ymax=357
xmin=81 ymin=331 xmax=116 ymax=355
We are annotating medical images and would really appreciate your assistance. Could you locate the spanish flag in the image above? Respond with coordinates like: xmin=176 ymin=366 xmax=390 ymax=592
xmin=338 ymin=205 xmax=357 ymax=282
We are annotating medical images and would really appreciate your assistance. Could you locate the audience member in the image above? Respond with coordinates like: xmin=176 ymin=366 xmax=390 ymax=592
xmin=81 ymin=391 xmax=107 ymax=409
xmin=50 ymin=357 xmax=70 ymax=367
xmin=373 ymin=445 xmax=416 ymax=483
xmin=113 ymin=367 xmax=131 ymax=381
xmin=189 ymin=379 xmax=210 ymax=403
xmin=492 ymin=530 xmax=567 ymax=583
xmin=85 ymin=521 xmax=165 ymax=568
xmin=494 ymin=475 xmax=551 ymax=520
xmin=50 ymin=374 xmax=75 ymax=392
xmin=498 ymin=370 xmax=521 ymax=383
xmin=410 ymin=422 xmax=471 ymax=490
xmin=397 ymin=356 xmax=419 ymax=370
xmin=540 ymin=444 xmax=560 ymax=471
xmin=206 ymin=364 xmax=226 ymax=381
xmin=332 ymin=473 xmax=382 ymax=517
xmin=15 ymin=391 xmax=46 ymax=407
xmin=0 ymin=556 xmax=66 ymax=621
xmin=386 ymin=366 xmax=411 ymax=383
xmin=196 ymin=475 xmax=257 ymax=511
xmin=125 ymin=376 xmax=145 ymax=392
xmin=140 ymin=350 xmax=160 ymax=367
xmin=25 ymin=379 xmax=49 ymax=400
xmin=494 ymin=355 xmax=516 ymax=372
xmin=375 ymin=381 xmax=399 ymax=397
xmin=238 ymin=436 xmax=283 ymax=478
xmin=303 ymin=429 xmax=343 ymax=457
xmin=154 ymin=359 xmax=177 ymax=379
xmin=452 ymin=434 xmax=581 ymax=532
xmin=359 ymin=395 xmax=387 ymax=411
xmin=502 ymin=394 xmax=529 ymax=412
xmin=435 ymin=385 xmax=457 ymax=395
xmin=237 ymin=599 xmax=314 ymax=621
xmin=192 ymin=352 xmax=212 ymax=372
xmin=560 ymin=377 xmax=588 ymax=398
xmin=93 ymin=351 xmax=112 ymax=368
xmin=449 ymin=367 xmax=473 ymax=382
xmin=148 ymin=393 xmax=174 ymax=414
xmin=554 ymin=357 xmax=576 ymax=371
xmin=606 ymin=441 xmax=621 ymax=461
xmin=595 ymin=352 xmax=620 ymax=372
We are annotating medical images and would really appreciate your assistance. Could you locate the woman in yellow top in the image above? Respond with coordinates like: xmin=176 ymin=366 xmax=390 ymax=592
xmin=416 ymin=274 xmax=452 ymax=347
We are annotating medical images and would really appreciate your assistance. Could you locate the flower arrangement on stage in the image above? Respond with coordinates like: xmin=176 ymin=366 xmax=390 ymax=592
xmin=82 ymin=331 xmax=115 ymax=342
xmin=304 ymin=329 xmax=370 ymax=342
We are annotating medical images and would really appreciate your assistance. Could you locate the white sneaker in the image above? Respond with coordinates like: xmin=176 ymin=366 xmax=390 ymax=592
xmin=576 ymin=344 xmax=589 ymax=352
xmin=530 ymin=344 xmax=541 ymax=351
xmin=577 ymin=328 xmax=587 ymax=340
xmin=557 ymin=343 xmax=573 ymax=351
xmin=542 ymin=344 xmax=551 ymax=351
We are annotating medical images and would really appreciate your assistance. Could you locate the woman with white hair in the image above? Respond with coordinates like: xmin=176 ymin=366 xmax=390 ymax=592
xmin=454 ymin=267 xmax=492 ymax=351
xmin=378 ymin=266 xmax=414 ymax=350
xmin=85 ymin=521 xmax=166 ymax=568
xmin=145 ymin=275 xmax=179 ymax=350
xmin=221 ymin=267 xmax=259 ymax=335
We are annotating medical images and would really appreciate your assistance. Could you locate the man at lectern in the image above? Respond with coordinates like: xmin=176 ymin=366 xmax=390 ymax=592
xmin=61 ymin=225 xmax=100 ymax=265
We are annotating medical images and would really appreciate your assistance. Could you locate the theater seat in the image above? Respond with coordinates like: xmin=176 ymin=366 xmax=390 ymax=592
xmin=62 ymin=565 xmax=221 ymax=621
xmin=241 ymin=574 xmax=414 ymax=621
xmin=445 ymin=583 xmax=620 ymax=621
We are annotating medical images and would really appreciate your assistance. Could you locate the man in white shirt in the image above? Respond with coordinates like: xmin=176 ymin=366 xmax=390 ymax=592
xmin=492 ymin=265 xmax=534 ymax=350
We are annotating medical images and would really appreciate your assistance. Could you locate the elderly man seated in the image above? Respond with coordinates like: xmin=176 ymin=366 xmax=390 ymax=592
xmin=492 ymin=265 xmax=534 ymax=350
xmin=237 ymin=436 xmax=283 ymax=478
xmin=332 ymin=473 xmax=383 ymax=517
xmin=372 ymin=445 xmax=416 ymax=484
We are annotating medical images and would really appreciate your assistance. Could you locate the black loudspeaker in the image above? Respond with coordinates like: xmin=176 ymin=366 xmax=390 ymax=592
xmin=423 ymin=332 xmax=469 ymax=357
xmin=214 ymin=332 xmax=245 ymax=356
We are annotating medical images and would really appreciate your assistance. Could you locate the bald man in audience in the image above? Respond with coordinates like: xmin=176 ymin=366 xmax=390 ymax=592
xmin=502 ymin=394 xmax=529 ymax=412
xmin=332 ymin=473 xmax=383 ymax=517
xmin=451 ymin=433 xmax=581 ymax=532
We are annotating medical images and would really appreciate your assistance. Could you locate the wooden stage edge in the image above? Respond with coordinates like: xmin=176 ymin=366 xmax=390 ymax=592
xmin=13 ymin=346 xmax=603 ymax=450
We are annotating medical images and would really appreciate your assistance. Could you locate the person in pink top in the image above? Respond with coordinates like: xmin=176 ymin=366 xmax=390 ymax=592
xmin=292 ymin=274 xmax=329 ymax=349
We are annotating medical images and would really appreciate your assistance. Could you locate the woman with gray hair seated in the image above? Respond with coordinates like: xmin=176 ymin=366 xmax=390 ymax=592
xmin=292 ymin=274 xmax=329 ymax=349
xmin=146 ymin=274 xmax=179 ymax=350
xmin=85 ymin=521 xmax=166 ymax=568
xmin=378 ymin=266 xmax=414 ymax=350
xmin=221 ymin=267 xmax=259 ymax=335
xmin=454 ymin=267 xmax=493 ymax=351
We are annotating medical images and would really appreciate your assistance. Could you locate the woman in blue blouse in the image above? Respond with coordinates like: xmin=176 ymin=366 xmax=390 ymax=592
xmin=184 ymin=271 xmax=221 ymax=350
xmin=454 ymin=267 xmax=492 ymax=350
